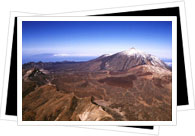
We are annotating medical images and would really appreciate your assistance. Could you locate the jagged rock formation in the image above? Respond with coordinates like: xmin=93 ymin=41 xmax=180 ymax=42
xmin=22 ymin=85 xmax=114 ymax=121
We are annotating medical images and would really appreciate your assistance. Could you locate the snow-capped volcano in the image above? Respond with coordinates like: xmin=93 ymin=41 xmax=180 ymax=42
xmin=86 ymin=47 xmax=171 ymax=71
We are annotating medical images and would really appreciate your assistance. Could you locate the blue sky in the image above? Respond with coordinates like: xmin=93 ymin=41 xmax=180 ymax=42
xmin=22 ymin=21 xmax=172 ymax=59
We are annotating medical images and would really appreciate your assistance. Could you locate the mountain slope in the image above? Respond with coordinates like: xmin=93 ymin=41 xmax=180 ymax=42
xmin=85 ymin=48 xmax=171 ymax=71
xmin=22 ymin=84 xmax=115 ymax=121
xmin=22 ymin=48 xmax=172 ymax=121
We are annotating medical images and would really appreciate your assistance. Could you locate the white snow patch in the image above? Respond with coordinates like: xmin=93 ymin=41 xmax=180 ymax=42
xmin=119 ymin=48 xmax=147 ymax=58
xmin=165 ymin=62 xmax=172 ymax=66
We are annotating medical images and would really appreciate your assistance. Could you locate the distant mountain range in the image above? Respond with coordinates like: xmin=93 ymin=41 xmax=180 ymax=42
xmin=22 ymin=48 xmax=172 ymax=121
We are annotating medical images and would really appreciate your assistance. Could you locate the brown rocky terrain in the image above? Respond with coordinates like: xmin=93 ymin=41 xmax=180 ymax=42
xmin=22 ymin=48 xmax=172 ymax=121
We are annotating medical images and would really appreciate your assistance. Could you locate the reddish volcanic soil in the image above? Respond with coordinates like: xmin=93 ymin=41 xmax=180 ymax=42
xmin=22 ymin=64 xmax=172 ymax=121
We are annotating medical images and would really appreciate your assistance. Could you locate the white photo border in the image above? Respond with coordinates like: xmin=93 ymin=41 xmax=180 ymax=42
xmin=1 ymin=1 xmax=193 ymax=122
xmin=2 ymin=1 xmax=192 ymax=133
xmin=17 ymin=16 xmax=177 ymax=126
xmin=76 ymin=126 xmax=159 ymax=135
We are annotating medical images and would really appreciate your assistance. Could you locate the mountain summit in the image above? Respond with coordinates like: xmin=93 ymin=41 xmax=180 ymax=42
xmin=85 ymin=47 xmax=171 ymax=71
xmin=119 ymin=47 xmax=144 ymax=57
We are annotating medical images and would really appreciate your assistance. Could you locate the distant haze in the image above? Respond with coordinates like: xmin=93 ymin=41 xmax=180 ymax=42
xmin=22 ymin=53 xmax=97 ymax=64
xmin=22 ymin=21 xmax=172 ymax=61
